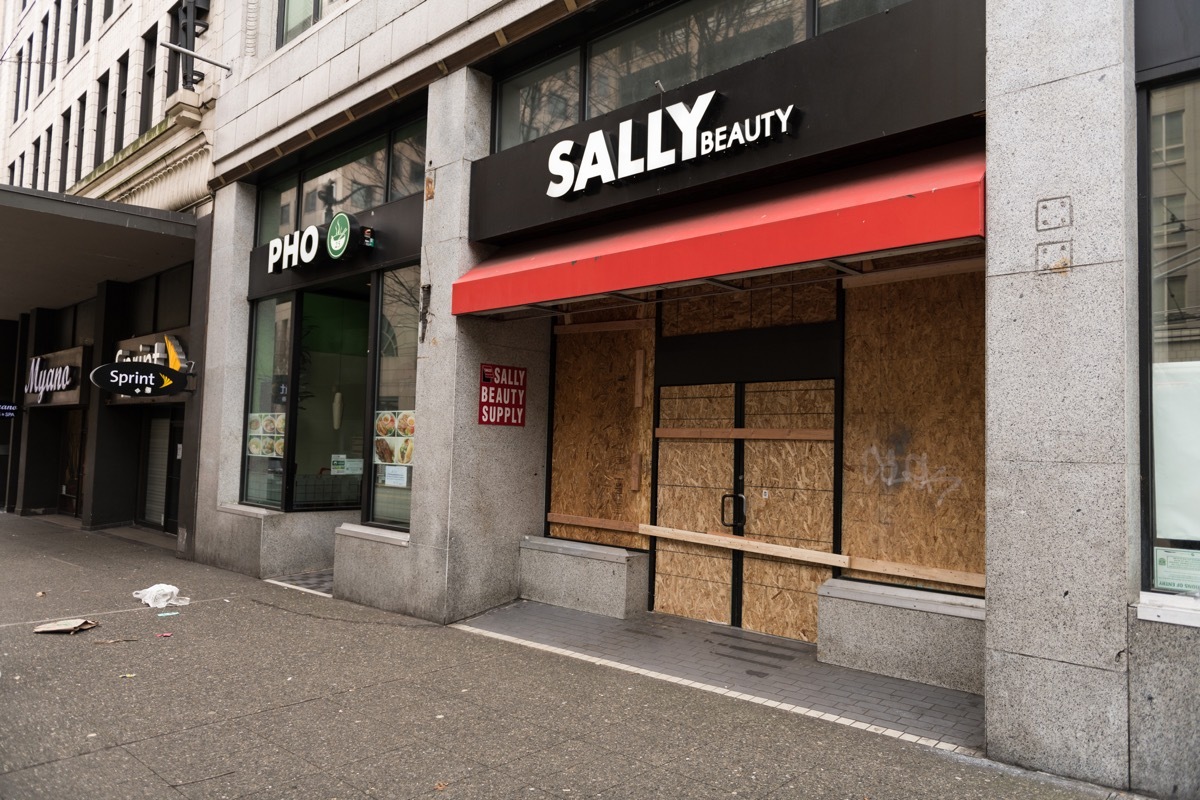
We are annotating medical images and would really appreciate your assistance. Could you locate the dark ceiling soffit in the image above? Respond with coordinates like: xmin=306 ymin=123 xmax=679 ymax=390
xmin=0 ymin=185 xmax=196 ymax=241
xmin=208 ymin=0 xmax=598 ymax=191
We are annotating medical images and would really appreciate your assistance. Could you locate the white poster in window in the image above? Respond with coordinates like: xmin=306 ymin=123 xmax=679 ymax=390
xmin=382 ymin=465 xmax=408 ymax=488
xmin=1153 ymin=362 xmax=1200 ymax=541
xmin=1154 ymin=548 xmax=1200 ymax=594
xmin=331 ymin=454 xmax=348 ymax=475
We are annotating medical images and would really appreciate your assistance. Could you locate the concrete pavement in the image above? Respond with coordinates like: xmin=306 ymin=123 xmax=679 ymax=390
xmin=0 ymin=514 xmax=1141 ymax=799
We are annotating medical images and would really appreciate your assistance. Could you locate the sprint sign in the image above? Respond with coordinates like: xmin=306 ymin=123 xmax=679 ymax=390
xmin=479 ymin=363 xmax=527 ymax=426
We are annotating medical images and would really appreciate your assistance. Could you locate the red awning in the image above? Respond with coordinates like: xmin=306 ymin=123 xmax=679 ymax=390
xmin=452 ymin=145 xmax=985 ymax=315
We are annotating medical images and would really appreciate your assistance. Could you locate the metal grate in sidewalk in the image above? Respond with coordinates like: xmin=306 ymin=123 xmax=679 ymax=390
xmin=456 ymin=600 xmax=984 ymax=755
xmin=264 ymin=568 xmax=334 ymax=597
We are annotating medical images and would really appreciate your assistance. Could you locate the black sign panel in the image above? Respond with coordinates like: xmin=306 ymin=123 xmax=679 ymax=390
xmin=90 ymin=363 xmax=190 ymax=397
xmin=247 ymin=193 xmax=422 ymax=300
xmin=470 ymin=0 xmax=984 ymax=243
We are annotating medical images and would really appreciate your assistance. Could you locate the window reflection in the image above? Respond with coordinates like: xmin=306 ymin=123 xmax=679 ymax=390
xmin=370 ymin=267 xmax=420 ymax=526
xmin=498 ymin=53 xmax=580 ymax=151
xmin=1148 ymin=81 xmax=1200 ymax=589
xmin=243 ymin=296 xmax=292 ymax=509
xmin=816 ymin=0 xmax=911 ymax=33
xmin=300 ymin=137 xmax=388 ymax=229
xmin=588 ymin=0 xmax=805 ymax=118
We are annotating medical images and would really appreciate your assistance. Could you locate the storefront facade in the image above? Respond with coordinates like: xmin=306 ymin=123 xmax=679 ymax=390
xmin=198 ymin=0 xmax=1195 ymax=794
xmin=1 ymin=187 xmax=208 ymax=551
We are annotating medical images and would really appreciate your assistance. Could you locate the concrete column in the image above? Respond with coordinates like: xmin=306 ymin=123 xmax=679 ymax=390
xmin=405 ymin=67 xmax=552 ymax=623
xmin=984 ymin=1 xmax=1139 ymax=789
xmin=197 ymin=181 xmax=255 ymax=512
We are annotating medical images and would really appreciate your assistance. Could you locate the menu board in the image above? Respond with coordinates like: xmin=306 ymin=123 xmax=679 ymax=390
xmin=247 ymin=413 xmax=286 ymax=457
xmin=373 ymin=410 xmax=415 ymax=466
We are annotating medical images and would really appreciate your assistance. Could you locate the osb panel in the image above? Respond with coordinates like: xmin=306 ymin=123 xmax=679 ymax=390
xmin=658 ymin=442 xmax=734 ymax=490
xmin=656 ymin=485 xmax=730 ymax=537
xmin=744 ymin=488 xmax=834 ymax=545
xmin=841 ymin=270 xmax=985 ymax=592
xmin=548 ymin=326 xmax=655 ymax=550
xmin=655 ymin=545 xmax=733 ymax=585
xmin=655 ymin=573 xmax=731 ymax=625
xmin=556 ymin=301 xmax=654 ymax=325
xmin=660 ymin=272 xmax=837 ymax=336
xmin=741 ymin=584 xmax=820 ymax=642
xmin=744 ymin=441 xmax=834 ymax=491
xmin=743 ymin=557 xmax=832 ymax=594
xmin=659 ymin=384 xmax=735 ymax=428
xmin=549 ymin=523 xmax=647 ymax=552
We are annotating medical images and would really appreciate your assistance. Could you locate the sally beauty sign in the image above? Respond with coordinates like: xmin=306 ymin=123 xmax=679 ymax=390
xmin=545 ymin=90 xmax=796 ymax=198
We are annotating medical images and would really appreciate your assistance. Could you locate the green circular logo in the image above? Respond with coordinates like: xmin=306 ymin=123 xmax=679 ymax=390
xmin=327 ymin=213 xmax=352 ymax=259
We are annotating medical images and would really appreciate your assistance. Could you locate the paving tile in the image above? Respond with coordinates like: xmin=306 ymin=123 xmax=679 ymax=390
xmin=0 ymin=748 xmax=174 ymax=800
xmin=459 ymin=602 xmax=984 ymax=758
xmin=240 ymin=771 xmax=371 ymax=799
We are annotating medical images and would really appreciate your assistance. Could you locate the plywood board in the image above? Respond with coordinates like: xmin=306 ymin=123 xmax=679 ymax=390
xmin=741 ymin=581 xmax=821 ymax=642
xmin=842 ymin=270 xmax=986 ymax=595
xmin=655 ymin=387 xmax=735 ymax=624
xmin=548 ymin=310 xmax=655 ymax=550
xmin=660 ymin=271 xmax=838 ymax=336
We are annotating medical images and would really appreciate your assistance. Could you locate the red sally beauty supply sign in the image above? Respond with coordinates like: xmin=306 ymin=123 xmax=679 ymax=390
xmin=479 ymin=364 xmax=527 ymax=426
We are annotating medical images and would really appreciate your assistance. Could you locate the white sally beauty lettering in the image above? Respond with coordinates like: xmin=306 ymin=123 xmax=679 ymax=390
xmin=546 ymin=92 xmax=798 ymax=197
xmin=25 ymin=358 xmax=74 ymax=402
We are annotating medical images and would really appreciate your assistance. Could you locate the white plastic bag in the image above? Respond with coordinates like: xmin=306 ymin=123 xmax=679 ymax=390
xmin=132 ymin=584 xmax=191 ymax=608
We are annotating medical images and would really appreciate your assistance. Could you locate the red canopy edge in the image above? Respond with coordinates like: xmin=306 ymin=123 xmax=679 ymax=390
xmin=452 ymin=147 xmax=985 ymax=315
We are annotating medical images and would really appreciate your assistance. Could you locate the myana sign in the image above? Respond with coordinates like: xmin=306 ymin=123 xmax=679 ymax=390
xmin=546 ymin=90 xmax=797 ymax=198
xmin=266 ymin=212 xmax=373 ymax=273
xmin=24 ymin=347 xmax=87 ymax=407
xmin=90 ymin=333 xmax=193 ymax=399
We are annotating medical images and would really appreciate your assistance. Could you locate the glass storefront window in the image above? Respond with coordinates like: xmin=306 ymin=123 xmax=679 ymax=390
xmin=370 ymin=267 xmax=420 ymax=526
xmin=243 ymin=296 xmax=292 ymax=509
xmin=300 ymin=137 xmax=388 ymax=229
xmin=497 ymin=52 xmax=581 ymax=151
xmin=390 ymin=119 xmax=428 ymax=200
xmin=292 ymin=279 xmax=370 ymax=510
xmin=816 ymin=0 xmax=911 ymax=33
xmin=257 ymin=173 xmax=299 ymax=246
xmin=587 ymin=0 xmax=805 ymax=118
xmin=1148 ymin=81 xmax=1200 ymax=594
xmin=496 ymin=0 xmax=809 ymax=149
xmin=256 ymin=120 xmax=425 ymax=245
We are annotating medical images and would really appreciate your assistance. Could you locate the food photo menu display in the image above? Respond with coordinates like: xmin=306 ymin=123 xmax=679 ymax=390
xmin=247 ymin=413 xmax=286 ymax=457
xmin=373 ymin=411 xmax=415 ymax=466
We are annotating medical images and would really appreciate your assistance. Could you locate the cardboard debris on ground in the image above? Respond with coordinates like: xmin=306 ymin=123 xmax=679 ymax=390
xmin=33 ymin=619 xmax=99 ymax=634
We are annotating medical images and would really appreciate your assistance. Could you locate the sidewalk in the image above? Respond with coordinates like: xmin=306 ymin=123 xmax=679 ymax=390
xmin=0 ymin=514 xmax=1139 ymax=799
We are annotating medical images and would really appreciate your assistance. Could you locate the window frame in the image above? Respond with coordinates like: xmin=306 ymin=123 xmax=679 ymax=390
xmin=277 ymin=0 xmax=322 ymax=49
xmin=1139 ymin=72 xmax=1200 ymax=595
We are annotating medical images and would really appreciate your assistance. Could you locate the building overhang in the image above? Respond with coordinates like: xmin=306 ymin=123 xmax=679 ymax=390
xmin=0 ymin=185 xmax=196 ymax=321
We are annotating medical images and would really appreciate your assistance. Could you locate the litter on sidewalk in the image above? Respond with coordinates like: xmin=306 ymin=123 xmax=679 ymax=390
xmin=33 ymin=619 xmax=98 ymax=634
xmin=132 ymin=584 xmax=191 ymax=608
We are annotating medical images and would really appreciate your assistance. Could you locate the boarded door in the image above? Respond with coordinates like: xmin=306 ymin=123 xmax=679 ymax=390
xmin=653 ymin=380 xmax=835 ymax=642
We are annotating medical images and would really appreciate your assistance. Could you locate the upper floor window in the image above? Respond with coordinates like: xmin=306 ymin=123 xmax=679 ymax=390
xmin=279 ymin=0 xmax=335 ymax=47
xmin=1151 ymin=110 xmax=1185 ymax=165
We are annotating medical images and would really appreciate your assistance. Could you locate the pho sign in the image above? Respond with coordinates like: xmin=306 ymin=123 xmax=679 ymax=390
xmin=24 ymin=347 xmax=87 ymax=407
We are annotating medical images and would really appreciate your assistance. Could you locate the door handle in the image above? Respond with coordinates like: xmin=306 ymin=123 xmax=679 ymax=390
xmin=721 ymin=493 xmax=736 ymax=528
xmin=721 ymin=494 xmax=747 ymax=528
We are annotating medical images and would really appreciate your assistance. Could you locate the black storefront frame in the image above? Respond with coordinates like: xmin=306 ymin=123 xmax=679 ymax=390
xmin=239 ymin=268 xmax=418 ymax=531
xmin=1136 ymin=70 xmax=1200 ymax=594
xmin=1134 ymin=2 xmax=1200 ymax=594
